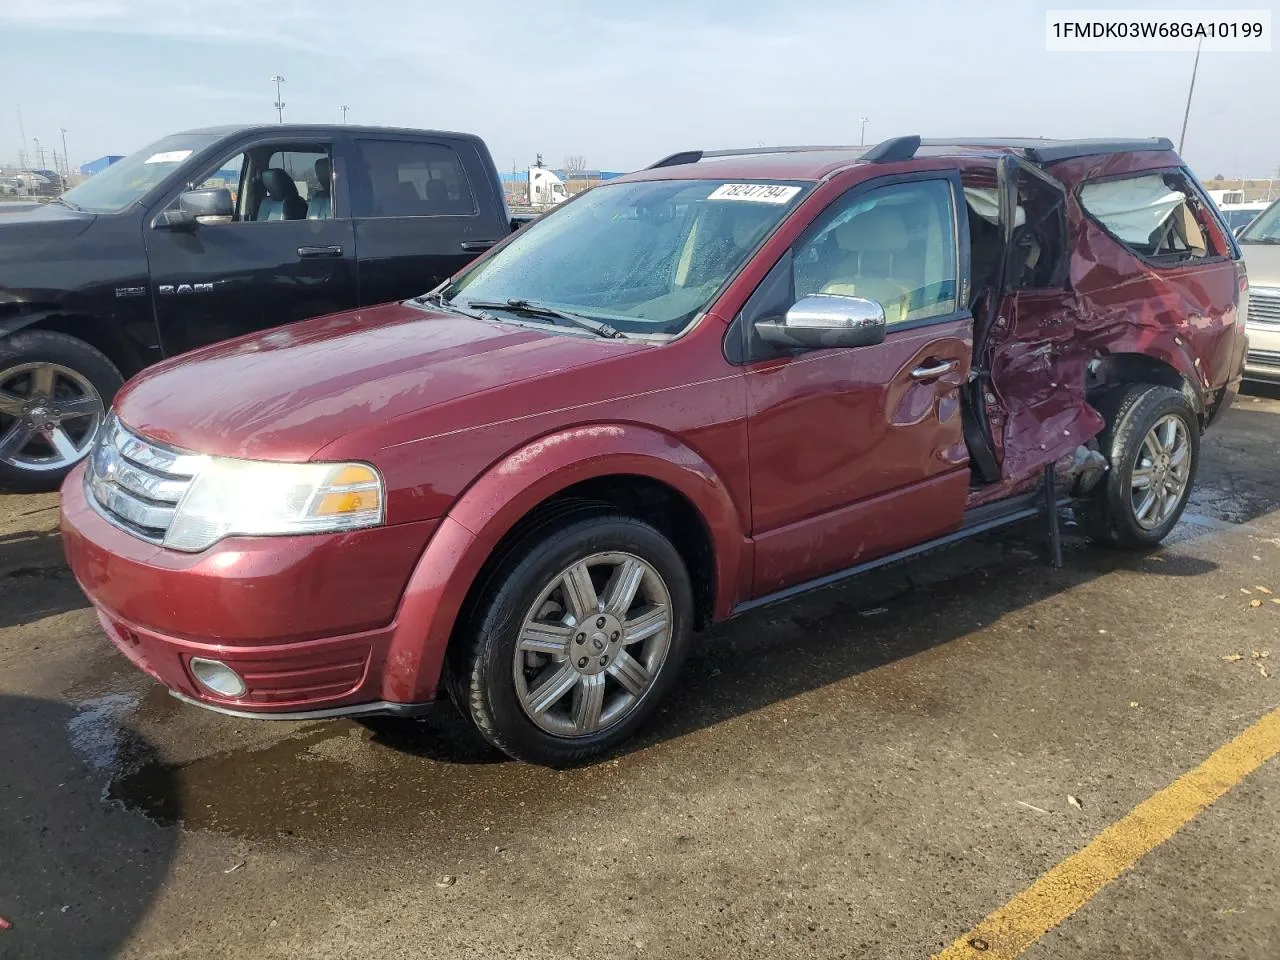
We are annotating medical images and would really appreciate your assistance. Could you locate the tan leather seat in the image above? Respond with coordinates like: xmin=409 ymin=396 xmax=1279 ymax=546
xmin=819 ymin=206 xmax=913 ymax=323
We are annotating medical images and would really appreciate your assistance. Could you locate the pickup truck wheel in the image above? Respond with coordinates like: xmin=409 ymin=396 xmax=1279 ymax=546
xmin=1076 ymin=384 xmax=1199 ymax=549
xmin=0 ymin=331 xmax=122 ymax=492
xmin=450 ymin=514 xmax=694 ymax=766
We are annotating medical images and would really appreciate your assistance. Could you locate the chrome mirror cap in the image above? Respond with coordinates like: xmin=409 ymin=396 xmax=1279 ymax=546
xmin=756 ymin=294 xmax=888 ymax=350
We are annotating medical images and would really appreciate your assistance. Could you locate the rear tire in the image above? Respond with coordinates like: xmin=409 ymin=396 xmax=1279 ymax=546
xmin=447 ymin=514 xmax=694 ymax=767
xmin=0 ymin=330 xmax=122 ymax=493
xmin=1076 ymin=383 xmax=1199 ymax=549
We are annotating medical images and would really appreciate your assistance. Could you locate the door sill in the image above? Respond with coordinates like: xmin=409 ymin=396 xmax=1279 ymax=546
xmin=732 ymin=490 xmax=1068 ymax=616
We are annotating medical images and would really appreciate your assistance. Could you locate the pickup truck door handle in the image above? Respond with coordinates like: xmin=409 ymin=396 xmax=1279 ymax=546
xmin=460 ymin=240 xmax=497 ymax=252
xmin=297 ymin=245 xmax=344 ymax=258
xmin=910 ymin=359 xmax=957 ymax=380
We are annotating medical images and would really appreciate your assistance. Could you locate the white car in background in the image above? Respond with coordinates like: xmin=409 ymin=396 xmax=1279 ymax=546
xmin=1237 ymin=198 xmax=1280 ymax=382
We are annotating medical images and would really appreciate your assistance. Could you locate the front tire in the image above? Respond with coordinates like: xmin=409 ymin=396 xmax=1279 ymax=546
xmin=1076 ymin=384 xmax=1199 ymax=549
xmin=0 ymin=330 xmax=122 ymax=492
xmin=448 ymin=514 xmax=694 ymax=766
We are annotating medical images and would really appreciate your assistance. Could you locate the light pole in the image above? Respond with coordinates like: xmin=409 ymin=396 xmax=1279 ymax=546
xmin=340 ymin=105 xmax=349 ymax=124
xmin=1177 ymin=39 xmax=1201 ymax=154
xmin=271 ymin=75 xmax=286 ymax=123
xmin=858 ymin=117 xmax=869 ymax=146
xmin=33 ymin=137 xmax=44 ymax=169
xmin=60 ymin=128 xmax=69 ymax=178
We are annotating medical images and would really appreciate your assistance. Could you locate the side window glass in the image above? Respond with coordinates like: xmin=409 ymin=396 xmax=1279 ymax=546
xmin=354 ymin=140 xmax=476 ymax=218
xmin=793 ymin=179 xmax=958 ymax=326
xmin=1079 ymin=172 xmax=1222 ymax=263
xmin=194 ymin=153 xmax=244 ymax=212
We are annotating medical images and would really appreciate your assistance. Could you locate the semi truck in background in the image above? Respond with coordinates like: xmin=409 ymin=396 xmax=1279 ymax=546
xmin=527 ymin=164 xmax=569 ymax=208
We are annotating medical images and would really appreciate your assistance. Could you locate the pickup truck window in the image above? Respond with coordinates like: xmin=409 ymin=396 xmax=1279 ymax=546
xmin=179 ymin=143 xmax=335 ymax=223
xmin=446 ymin=178 xmax=810 ymax=337
xmin=194 ymin=154 xmax=244 ymax=205
xmin=60 ymin=133 xmax=219 ymax=213
xmin=355 ymin=140 xmax=476 ymax=218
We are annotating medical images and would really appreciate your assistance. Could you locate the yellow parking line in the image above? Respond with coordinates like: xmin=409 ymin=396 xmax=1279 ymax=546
xmin=934 ymin=705 xmax=1280 ymax=960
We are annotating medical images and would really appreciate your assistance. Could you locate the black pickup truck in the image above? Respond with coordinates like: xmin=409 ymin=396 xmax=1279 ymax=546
xmin=0 ymin=124 xmax=526 ymax=489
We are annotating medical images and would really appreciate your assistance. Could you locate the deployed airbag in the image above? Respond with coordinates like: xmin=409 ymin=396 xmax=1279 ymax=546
xmin=963 ymin=186 xmax=1026 ymax=227
xmin=1078 ymin=175 xmax=1186 ymax=244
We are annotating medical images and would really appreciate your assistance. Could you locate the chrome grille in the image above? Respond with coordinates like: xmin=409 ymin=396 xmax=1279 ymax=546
xmin=85 ymin=416 xmax=202 ymax=543
xmin=1248 ymin=287 xmax=1280 ymax=327
xmin=1248 ymin=348 xmax=1280 ymax=368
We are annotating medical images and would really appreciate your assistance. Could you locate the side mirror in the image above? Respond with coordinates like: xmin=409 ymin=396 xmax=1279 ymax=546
xmin=755 ymin=294 xmax=888 ymax=350
xmin=154 ymin=188 xmax=234 ymax=230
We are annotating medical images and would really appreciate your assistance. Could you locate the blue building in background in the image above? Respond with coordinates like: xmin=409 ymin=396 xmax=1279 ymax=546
xmin=80 ymin=156 xmax=124 ymax=176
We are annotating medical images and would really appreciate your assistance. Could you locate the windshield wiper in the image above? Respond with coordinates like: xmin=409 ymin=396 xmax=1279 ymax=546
xmin=1240 ymin=236 xmax=1280 ymax=244
xmin=55 ymin=196 xmax=83 ymax=212
xmin=413 ymin=291 xmax=492 ymax=320
xmin=464 ymin=299 xmax=624 ymax=339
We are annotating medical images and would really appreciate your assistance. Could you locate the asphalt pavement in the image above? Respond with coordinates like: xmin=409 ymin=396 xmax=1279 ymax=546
xmin=2 ymin=387 xmax=1278 ymax=960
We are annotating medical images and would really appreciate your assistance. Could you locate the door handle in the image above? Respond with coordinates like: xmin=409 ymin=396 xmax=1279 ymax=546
xmin=460 ymin=240 xmax=497 ymax=252
xmin=297 ymin=245 xmax=344 ymax=258
xmin=910 ymin=359 xmax=957 ymax=380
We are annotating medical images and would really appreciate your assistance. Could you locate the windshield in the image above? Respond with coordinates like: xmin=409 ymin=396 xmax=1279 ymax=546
xmin=61 ymin=134 xmax=219 ymax=214
xmin=1239 ymin=199 xmax=1280 ymax=243
xmin=444 ymin=178 xmax=811 ymax=336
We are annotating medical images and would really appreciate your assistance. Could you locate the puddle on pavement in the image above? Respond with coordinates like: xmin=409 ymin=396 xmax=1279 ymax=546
xmin=66 ymin=692 xmax=143 ymax=772
xmin=103 ymin=706 xmax=622 ymax=845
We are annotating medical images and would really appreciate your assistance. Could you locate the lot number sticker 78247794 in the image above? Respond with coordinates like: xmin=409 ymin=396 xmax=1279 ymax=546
xmin=708 ymin=183 xmax=802 ymax=204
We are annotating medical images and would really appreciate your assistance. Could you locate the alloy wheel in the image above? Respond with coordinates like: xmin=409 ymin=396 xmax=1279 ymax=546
xmin=0 ymin=362 xmax=106 ymax=472
xmin=1130 ymin=413 xmax=1191 ymax=530
xmin=513 ymin=551 xmax=673 ymax=738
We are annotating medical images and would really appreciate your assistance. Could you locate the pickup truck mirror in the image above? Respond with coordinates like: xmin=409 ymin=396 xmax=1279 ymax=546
xmin=755 ymin=294 xmax=888 ymax=350
xmin=154 ymin=188 xmax=235 ymax=230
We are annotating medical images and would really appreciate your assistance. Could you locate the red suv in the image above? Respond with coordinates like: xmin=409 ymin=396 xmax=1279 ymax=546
xmin=61 ymin=136 xmax=1247 ymax=765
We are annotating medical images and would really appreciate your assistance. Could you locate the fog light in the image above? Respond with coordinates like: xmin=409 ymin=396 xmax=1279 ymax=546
xmin=189 ymin=658 xmax=247 ymax=698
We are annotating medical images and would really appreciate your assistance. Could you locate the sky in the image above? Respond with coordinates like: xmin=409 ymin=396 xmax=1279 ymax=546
xmin=0 ymin=0 xmax=1277 ymax=178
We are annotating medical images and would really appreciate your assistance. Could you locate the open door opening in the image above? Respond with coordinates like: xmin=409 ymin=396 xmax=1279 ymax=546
xmin=960 ymin=155 xmax=1097 ymax=489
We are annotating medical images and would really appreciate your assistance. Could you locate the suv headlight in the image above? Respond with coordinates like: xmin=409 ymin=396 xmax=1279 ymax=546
xmin=164 ymin=458 xmax=385 ymax=552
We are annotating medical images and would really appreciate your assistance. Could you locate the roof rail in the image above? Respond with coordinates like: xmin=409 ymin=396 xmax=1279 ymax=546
xmin=644 ymin=136 xmax=1177 ymax=171
xmin=1025 ymin=137 xmax=1175 ymax=163
xmin=648 ymin=150 xmax=704 ymax=169
xmin=917 ymin=137 xmax=1176 ymax=163
xmin=646 ymin=144 xmax=857 ymax=169
xmin=860 ymin=135 xmax=921 ymax=163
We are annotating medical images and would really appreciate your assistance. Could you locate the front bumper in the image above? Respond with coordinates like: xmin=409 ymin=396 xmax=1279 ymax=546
xmin=61 ymin=462 xmax=445 ymax=716
xmin=1244 ymin=321 xmax=1280 ymax=382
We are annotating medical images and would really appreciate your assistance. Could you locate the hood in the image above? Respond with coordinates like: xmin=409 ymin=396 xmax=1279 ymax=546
xmin=114 ymin=301 xmax=637 ymax=461
xmin=1241 ymin=242 xmax=1280 ymax=290
xmin=0 ymin=202 xmax=96 ymax=260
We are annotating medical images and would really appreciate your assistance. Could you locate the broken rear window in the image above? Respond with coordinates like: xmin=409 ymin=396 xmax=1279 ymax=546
xmin=1078 ymin=173 xmax=1218 ymax=264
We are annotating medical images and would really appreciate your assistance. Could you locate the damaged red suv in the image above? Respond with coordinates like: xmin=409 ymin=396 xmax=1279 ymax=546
xmin=62 ymin=136 xmax=1247 ymax=765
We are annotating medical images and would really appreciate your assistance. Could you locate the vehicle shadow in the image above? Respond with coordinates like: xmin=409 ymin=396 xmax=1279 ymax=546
xmin=0 ymin=693 xmax=180 ymax=960
xmin=635 ymin=529 xmax=1221 ymax=755
xmin=366 ymin=523 xmax=1222 ymax=767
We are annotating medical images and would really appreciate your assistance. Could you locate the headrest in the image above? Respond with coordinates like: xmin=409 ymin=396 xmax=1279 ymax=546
xmin=313 ymin=157 xmax=331 ymax=187
xmin=835 ymin=206 xmax=909 ymax=253
xmin=261 ymin=168 xmax=298 ymax=198
xmin=424 ymin=179 xmax=449 ymax=203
